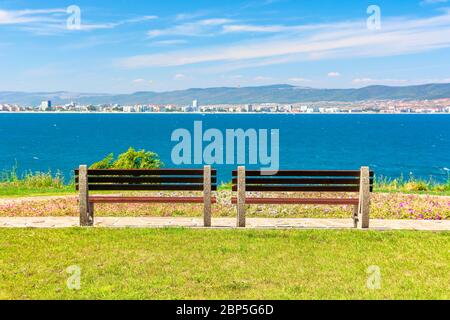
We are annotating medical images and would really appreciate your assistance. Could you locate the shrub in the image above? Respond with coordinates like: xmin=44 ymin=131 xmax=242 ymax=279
xmin=90 ymin=147 xmax=163 ymax=169
xmin=89 ymin=153 xmax=114 ymax=169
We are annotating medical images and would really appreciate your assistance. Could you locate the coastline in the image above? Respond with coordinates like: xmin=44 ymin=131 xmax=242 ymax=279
xmin=1 ymin=111 xmax=450 ymax=115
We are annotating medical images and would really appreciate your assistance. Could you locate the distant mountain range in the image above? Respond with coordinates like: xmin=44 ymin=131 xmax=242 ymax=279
xmin=1 ymin=83 xmax=449 ymax=106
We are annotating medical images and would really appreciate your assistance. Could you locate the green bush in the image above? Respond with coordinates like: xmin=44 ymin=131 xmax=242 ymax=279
xmin=90 ymin=147 xmax=163 ymax=169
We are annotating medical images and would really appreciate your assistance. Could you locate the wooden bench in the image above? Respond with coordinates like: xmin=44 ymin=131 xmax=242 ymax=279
xmin=231 ymin=166 xmax=374 ymax=229
xmin=75 ymin=165 xmax=217 ymax=227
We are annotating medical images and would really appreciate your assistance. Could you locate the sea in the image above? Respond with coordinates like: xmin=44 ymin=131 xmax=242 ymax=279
xmin=0 ymin=113 xmax=449 ymax=183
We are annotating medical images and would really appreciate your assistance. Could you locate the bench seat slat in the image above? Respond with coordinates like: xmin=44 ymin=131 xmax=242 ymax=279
xmin=77 ymin=184 xmax=217 ymax=191
xmin=89 ymin=196 xmax=217 ymax=204
xmin=232 ymin=178 xmax=365 ymax=185
xmin=231 ymin=197 xmax=359 ymax=205
xmin=232 ymin=186 xmax=360 ymax=192
xmin=232 ymin=170 xmax=374 ymax=177
xmin=76 ymin=176 xmax=217 ymax=184
xmin=75 ymin=169 xmax=216 ymax=176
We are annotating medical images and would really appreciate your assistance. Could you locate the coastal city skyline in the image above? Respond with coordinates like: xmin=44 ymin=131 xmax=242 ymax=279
xmin=3 ymin=97 xmax=450 ymax=114
xmin=1 ymin=0 xmax=450 ymax=93
xmin=2 ymin=82 xmax=449 ymax=113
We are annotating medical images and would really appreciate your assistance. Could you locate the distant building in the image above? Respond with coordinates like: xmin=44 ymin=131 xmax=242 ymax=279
xmin=40 ymin=100 xmax=52 ymax=111
xmin=192 ymin=99 xmax=199 ymax=112
xmin=300 ymin=105 xmax=309 ymax=112
xmin=123 ymin=106 xmax=135 ymax=112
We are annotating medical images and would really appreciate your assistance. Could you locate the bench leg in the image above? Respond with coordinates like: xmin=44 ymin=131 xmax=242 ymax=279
xmin=78 ymin=165 xmax=91 ymax=227
xmin=353 ymin=205 xmax=359 ymax=228
xmin=203 ymin=165 xmax=212 ymax=227
xmin=88 ymin=202 xmax=94 ymax=226
xmin=358 ymin=166 xmax=371 ymax=229
xmin=237 ymin=166 xmax=246 ymax=228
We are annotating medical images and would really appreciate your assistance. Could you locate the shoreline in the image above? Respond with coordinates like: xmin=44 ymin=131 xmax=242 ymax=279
xmin=1 ymin=111 xmax=450 ymax=115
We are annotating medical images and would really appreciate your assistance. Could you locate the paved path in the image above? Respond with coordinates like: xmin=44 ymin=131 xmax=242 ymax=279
xmin=0 ymin=217 xmax=449 ymax=231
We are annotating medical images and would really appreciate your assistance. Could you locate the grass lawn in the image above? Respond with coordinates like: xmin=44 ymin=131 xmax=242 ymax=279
xmin=0 ymin=184 xmax=74 ymax=198
xmin=0 ymin=228 xmax=448 ymax=300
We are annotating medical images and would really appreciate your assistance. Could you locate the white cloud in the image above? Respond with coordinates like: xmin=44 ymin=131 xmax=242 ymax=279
xmin=174 ymin=73 xmax=186 ymax=80
xmin=254 ymin=76 xmax=272 ymax=81
xmin=118 ymin=10 xmax=450 ymax=70
xmin=420 ymin=0 xmax=448 ymax=5
xmin=352 ymin=78 xmax=375 ymax=84
xmin=0 ymin=8 xmax=157 ymax=35
xmin=79 ymin=15 xmax=158 ymax=31
xmin=0 ymin=8 xmax=64 ymax=25
xmin=289 ymin=77 xmax=311 ymax=82
xmin=352 ymin=78 xmax=408 ymax=85
xmin=152 ymin=39 xmax=188 ymax=46
xmin=147 ymin=18 xmax=232 ymax=38
xmin=132 ymin=79 xmax=153 ymax=86
xmin=328 ymin=72 xmax=340 ymax=77
xmin=222 ymin=23 xmax=335 ymax=34
xmin=223 ymin=24 xmax=291 ymax=33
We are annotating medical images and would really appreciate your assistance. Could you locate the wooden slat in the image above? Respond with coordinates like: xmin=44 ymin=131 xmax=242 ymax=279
xmin=89 ymin=196 xmax=217 ymax=204
xmin=232 ymin=185 xmax=360 ymax=192
xmin=232 ymin=170 xmax=374 ymax=177
xmin=231 ymin=197 xmax=359 ymax=205
xmin=232 ymin=178 xmax=362 ymax=185
xmin=74 ymin=169 xmax=217 ymax=176
xmin=75 ymin=184 xmax=218 ymax=191
xmin=76 ymin=176 xmax=217 ymax=184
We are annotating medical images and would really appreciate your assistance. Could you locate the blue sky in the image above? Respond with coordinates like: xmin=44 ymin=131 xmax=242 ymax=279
xmin=0 ymin=0 xmax=450 ymax=93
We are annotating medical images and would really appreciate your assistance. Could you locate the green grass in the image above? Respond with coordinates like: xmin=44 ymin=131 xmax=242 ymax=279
xmin=0 ymin=168 xmax=74 ymax=198
xmin=375 ymin=175 xmax=450 ymax=196
xmin=0 ymin=228 xmax=448 ymax=300
xmin=0 ymin=186 xmax=74 ymax=198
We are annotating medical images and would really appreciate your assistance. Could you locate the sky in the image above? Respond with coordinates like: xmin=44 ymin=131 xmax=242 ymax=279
xmin=0 ymin=0 xmax=450 ymax=93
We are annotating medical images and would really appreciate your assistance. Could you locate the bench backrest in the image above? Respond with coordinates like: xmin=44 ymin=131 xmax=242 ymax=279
xmin=75 ymin=168 xmax=217 ymax=191
xmin=232 ymin=170 xmax=374 ymax=192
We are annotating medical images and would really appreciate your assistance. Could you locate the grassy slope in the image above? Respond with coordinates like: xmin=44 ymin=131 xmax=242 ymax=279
xmin=0 ymin=228 xmax=448 ymax=300
xmin=0 ymin=186 xmax=74 ymax=198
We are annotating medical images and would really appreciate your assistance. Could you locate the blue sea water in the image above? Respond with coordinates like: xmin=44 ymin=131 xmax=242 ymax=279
xmin=0 ymin=113 xmax=449 ymax=183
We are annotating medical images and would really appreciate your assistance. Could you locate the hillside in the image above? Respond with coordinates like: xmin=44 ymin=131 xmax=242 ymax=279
xmin=1 ymin=83 xmax=449 ymax=106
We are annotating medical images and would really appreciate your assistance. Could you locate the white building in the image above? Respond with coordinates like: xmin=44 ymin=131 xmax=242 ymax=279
xmin=123 ymin=105 xmax=135 ymax=112
xmin=192 ymin=99 xmax=199 ymax=112
xmin=40 ymin=100 xmax=52 ymax=111
xmin=300 ymin=105 xmax=309 ymax=112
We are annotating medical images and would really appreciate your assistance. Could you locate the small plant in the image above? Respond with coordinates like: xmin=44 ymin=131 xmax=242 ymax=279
xmin=218 ymin=181 xmax=232 ymax=191
xmin=403 ymin=181 xmax=429 ymax=192
xmin=374 ymin=174 xmax=449 ymax=195
xmin=90 ymin=147 xmax=164 ymax=169
xmin=0 ymin=167 xmax=73 ymax=197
